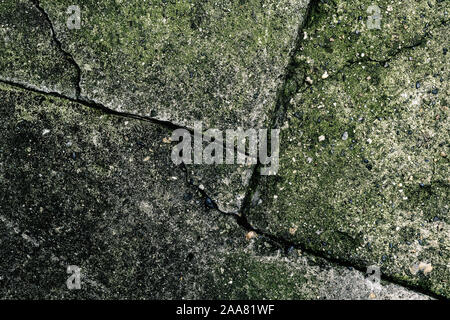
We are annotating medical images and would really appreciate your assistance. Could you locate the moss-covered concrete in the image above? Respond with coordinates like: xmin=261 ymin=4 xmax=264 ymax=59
xmin=0 ymin=84 xmax=431 ymax=299
xmin=1 ymin=0 xmax=447 ymax=300
xmin=208 ymin=250 xmax=431 ymax=299
xmin=0 ymin=0 xmax=314 ymax=213
xmin=36 ymin=0 xmax=310 ymax=131
xmin=291 ymin=0 xmax=447 ymax=88
xmin=248 ymin=0 xmax=449 ymax=298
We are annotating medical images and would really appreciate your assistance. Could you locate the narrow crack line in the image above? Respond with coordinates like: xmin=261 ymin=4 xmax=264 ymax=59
xmin=29 ymin=0 xmax=201 ymax=136
xmin=239 ymin=0 xmax=321 ymax=217
xmin=296 ymin=26 xmax=442 ymax=94
xmin=345 ymin=36 xmax=429 ymax=67
xmin=0 ymin=78 xmax=252 ymax=215
xmin=232 ymin=218 xmax=444 ymax=299
xmin=198 ymin=184 xmax=443 ymax=299
xmin=299 ymin=35 xmax=431 ymax=91
xmin=0 ymin=78 xmax=188 ymax=132
xmin=29 ymin=0 xmax=269 ymax=160
xmin=238 ymin=4 xmax=438 ymax=215
xmin=30 ymin=0 xmax=82 ymax=99
xmin=271 ymin=0 xmax=320 ymax=131
xmin=0 ymin=79 xmax=255 ymax=164
xmin=204 ymin=192 xmax=444 ymax=299
xmin=233 ymin=0 xmax=322 ymax=236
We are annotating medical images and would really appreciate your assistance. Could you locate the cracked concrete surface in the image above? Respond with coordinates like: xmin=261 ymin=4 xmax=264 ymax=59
xmin=0 ymin=0 xmax=448 ymax=299
xmin=246 ymin=0 xmax=449 ymax=298
xmin=0 ymin=83 xmax=432 ymax=300
xmin=35 ymin=0 xmax=310 ymax=131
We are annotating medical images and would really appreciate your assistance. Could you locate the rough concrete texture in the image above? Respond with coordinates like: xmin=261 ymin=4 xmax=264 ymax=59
xmin=38 ymin=0 xmax=310 ymax=131
xmin=248 ymin=0 xmax=449 ymax=298
xmin=0 ymin=0 xmax=78 ymax=96
xmin=0 ymin=84 xmax=431 ymax=299
xmin=213 ymin=252 xmax=431 ymax=300
xmin=1 ymin=0 xmax=275 ymax=213
xmin=0 ymin=83 xmax=244 ymax=299
xmin=186 ymin=162 xmax=254 ymax=213
xmin=0 ymin=0 xmax=448 ymax=300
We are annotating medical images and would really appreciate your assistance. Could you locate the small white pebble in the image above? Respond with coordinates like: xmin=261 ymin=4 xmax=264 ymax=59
xmin=318 ymin=135 xmax=325 ymax=142
xmin=321 ymin=71 xmax=329 ymax=79
xmin=418 ymin=262 xmax=433 ymax=275
xmin=342 ymin=132 xmax=348 ymax=140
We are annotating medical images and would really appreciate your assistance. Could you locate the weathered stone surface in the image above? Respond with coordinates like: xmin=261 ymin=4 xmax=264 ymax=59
xmin=212 ymin=251 xmax=432 ymax=300
xmin=1 ymin=0 xmax=446 ymax=300
xmin=0 ymin=0 xmax=314 ymax=214
xmin=247 ymin=0 xmax=449 ymax=298
xmin=0 ymin=0 xmax=275 ymax=214
xmin=0 ymin=0 xmax=78 ymax=96
xmin=38 ymin=0 xmax=310 ymax=131
xmin=0 ymin=84 xmax=431 ymax=299
xmin=292 ymin=0 xmax=447 ymax=86
xmin=0 ymin=83 xmax=243 ymax=298
xmin=186 ymin=163 xmax=254 ymax=213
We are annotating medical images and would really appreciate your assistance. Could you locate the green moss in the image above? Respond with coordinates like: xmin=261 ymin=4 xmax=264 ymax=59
xmin=204 ymin=252 xmax=313 ymax=299
xmin=248 ymin=0 xmax=449 ymax=297
xmin=293 ymin=0 xmax=447 ymax=83
xmin=38 ymin=0 xmax=310 ymax=130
